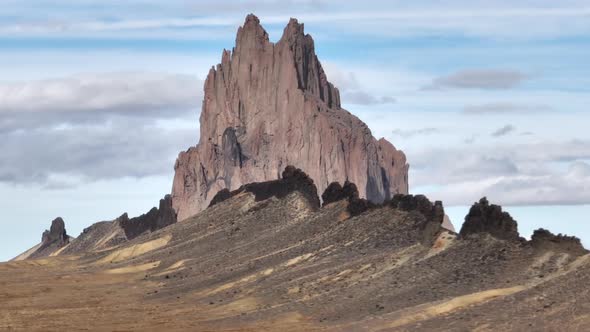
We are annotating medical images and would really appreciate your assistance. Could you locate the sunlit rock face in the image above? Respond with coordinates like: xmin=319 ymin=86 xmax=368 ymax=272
xmin=172 ymin=14 xmax=408 ymax=221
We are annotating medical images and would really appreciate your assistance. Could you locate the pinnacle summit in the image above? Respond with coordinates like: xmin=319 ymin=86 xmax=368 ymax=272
xmin=171 ymin=15 xmax=409 ymax=220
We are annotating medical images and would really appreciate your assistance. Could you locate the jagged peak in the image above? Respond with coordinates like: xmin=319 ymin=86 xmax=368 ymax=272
xmin=284 ymin=17 xmax=305 ymax=38
xmin=42 ymin=217 xmax=67 ymax=242
xmin=235 ymin=13 xmax=269 ymax=51
xmin=245 ymin=13 xmax=260 ymax=25
xmin=460 ymin=197 xmax=521 ymax=242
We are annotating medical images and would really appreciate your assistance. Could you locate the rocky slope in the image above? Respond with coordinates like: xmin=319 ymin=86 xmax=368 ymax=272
xmin=12 ymin=195 xmax=177 ymax=260
xmin=11 ymin=217 xmax=74 ymax=261
xmin=172 ymin=14 xmax=408 ymax=221
xmin=3 ymin=167 xmax=588 ymax=331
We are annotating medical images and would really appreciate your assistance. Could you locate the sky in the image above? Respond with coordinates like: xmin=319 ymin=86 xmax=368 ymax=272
xmin=1 ymin=0 xmax=589 ymax=261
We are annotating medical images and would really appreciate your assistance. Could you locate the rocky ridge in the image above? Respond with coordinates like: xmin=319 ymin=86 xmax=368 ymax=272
xmin=172 ymin=14 xmax=409 ymax=221
xmin=120 ymin=195 xmax=177 ymax=240
xmin=13 ymin=195 xmax=178 ymax=260
xmin=12 ymin=217 xmax=73 ymax=261
xmin=209 ymin=165 xmax=320 ymax=210
xmin=4 ymin=167 xmax=589 ymax=331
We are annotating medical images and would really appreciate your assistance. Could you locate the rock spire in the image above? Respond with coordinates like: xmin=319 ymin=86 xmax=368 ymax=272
xmin=172 ymin=14 xmax=409 ymax=220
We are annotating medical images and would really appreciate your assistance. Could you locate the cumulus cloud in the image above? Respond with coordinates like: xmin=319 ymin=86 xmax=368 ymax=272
xmin=491 ymin=125 xmax=516 ymax=137
xmin=0 ymin=72 xmax=202 ymax=134
xmin=463 ymin=102 xmax=553 ymax=115
xmin=0 ymin=122 xmax=196 ymax=186
xmin=410 ymin=140 xmax=590 ymax=206
xmin=430 ymin=163 xmax=590 ymax=206
xmin=0 ymin=71 xmax=201 ymax=187
xmin=0 ymin=72 xmax=201 ymax=115
xmin=425 ymin=69 xmax=531 ymax=90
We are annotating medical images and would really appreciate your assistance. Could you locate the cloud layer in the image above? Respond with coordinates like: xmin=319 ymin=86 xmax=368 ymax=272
xmin=0 ymin=72 xmax=201 ymax=115
xmin=0 ymin=71 xmax=200 ymax=186
xmin=426 ymin=69 xmax=531 ymax=90
xmin=463 ymin=102 xmax=553 ymax=115
xmin=2 ymin=2 xmax=590 ymax=39
xmin=411 ymin=140 xmax=590 ymax=206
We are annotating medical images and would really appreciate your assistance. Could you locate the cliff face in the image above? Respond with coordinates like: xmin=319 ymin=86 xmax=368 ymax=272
xmin=172 ymin=14 xmax=409 ymax=220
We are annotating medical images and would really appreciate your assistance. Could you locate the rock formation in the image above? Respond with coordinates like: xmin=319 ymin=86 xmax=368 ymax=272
xmin=15 ymin=195 xmax=178 ymax=259
xmin=209 ymin=165 xmax=320 ymax=210
xmin=531 ymin=228 xmax=588 ymax=256
xmin=120 ymin=195 xmax=178 ymax=240
xmin=12 ymin=217 xmax=73 ymax=261
xmin=321 ymin=181 xmax=374 ymax=217
xmin=321 ymin=181 xmax=360 ymax=207
xmin=41 ymin=217 xmax=69 ymax=248
xmin=172 ymin=14 xmax=408 ymax=221
xmin=9 ymin=171 xmax=590 ymax=330
xmin=62 ymin=214 xmax=129 ymax=255
xmin=460 ymin=197 xmax=521 ymax=241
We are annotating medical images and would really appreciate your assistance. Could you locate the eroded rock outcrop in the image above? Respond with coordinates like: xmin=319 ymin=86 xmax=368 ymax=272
xmin=322 ymin=181 xmax=360 ymax=206
xmin=172 ymin=14 xmax=408 ymax=221
xmin=321 ymin=181 xmax=375 ymax=217
xmin=120 ymin=195 xmax=178 ymax=240
xmin=209 ymin=165 xmax=320 ymax=210
xmin=41 ymin=217 xmax=69 ymax=248
xmin=12 ymin=217 xmax=73 ymax=261
xmin=460 ymin=197 xmax=521 ymax=241
xmin=389 ymin=194 xmax=446 ymax=244
xmin=63 ymin=196 xmax=177 ymax=255
xmin=62 ymin=214 xmax=129 ymax=255
xmin=320 ymin=182 xmax=446 ymax=244
xmin=531 ymin=228 xmax=588 ymax=256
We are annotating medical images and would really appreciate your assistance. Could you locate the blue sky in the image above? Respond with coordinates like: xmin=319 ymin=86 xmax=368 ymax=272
xmin=1 ymin=0 xmax=589 ymax=261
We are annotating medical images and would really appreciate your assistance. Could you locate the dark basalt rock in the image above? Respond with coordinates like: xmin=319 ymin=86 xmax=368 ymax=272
xmin=321 ymin=181 xmax=375 ymax=217
xmin=120 ymin=195 xmax=178 ymax=240
xmin=389 ymin=194 xmax=446 ymax=245
xmin=347 ymin=198 xmax=376 ymax=217
xmin=531 ymin=228 xmax=588 ymax=256
xmin=389 ymin=194 xmax=445 ymax=224
xmin=209 ymin=166 xmax=321 ymax=210
xmin=209 ymin=189 xmax=232 ymax=207
xmin=40 ymin=217 xmax=69 ymax=249
xmin=460 ymin=197 xmax=520 ymax=241
xmin=322 ymin=181 xmax=360 ymax=206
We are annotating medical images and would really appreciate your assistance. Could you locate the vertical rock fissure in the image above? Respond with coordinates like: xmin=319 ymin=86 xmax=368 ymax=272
xmin=171 ymin=15 xmax=409 ymax=220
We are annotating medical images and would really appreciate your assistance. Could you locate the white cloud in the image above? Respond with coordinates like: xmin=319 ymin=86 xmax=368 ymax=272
xmin=410 ymin=141 xmax=590 ymax=206
xmin=0 ymin=71 xmax=201 ymax=186
xmin=0 ymin=121 xmax=197 ymax=185
xmin=0 ymin=72 xmax=201 ymax=115
xmin=3 ymin=2 xmax=589 ymax=39
xmin=429 ymin=162 xmax=590 ymax=206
